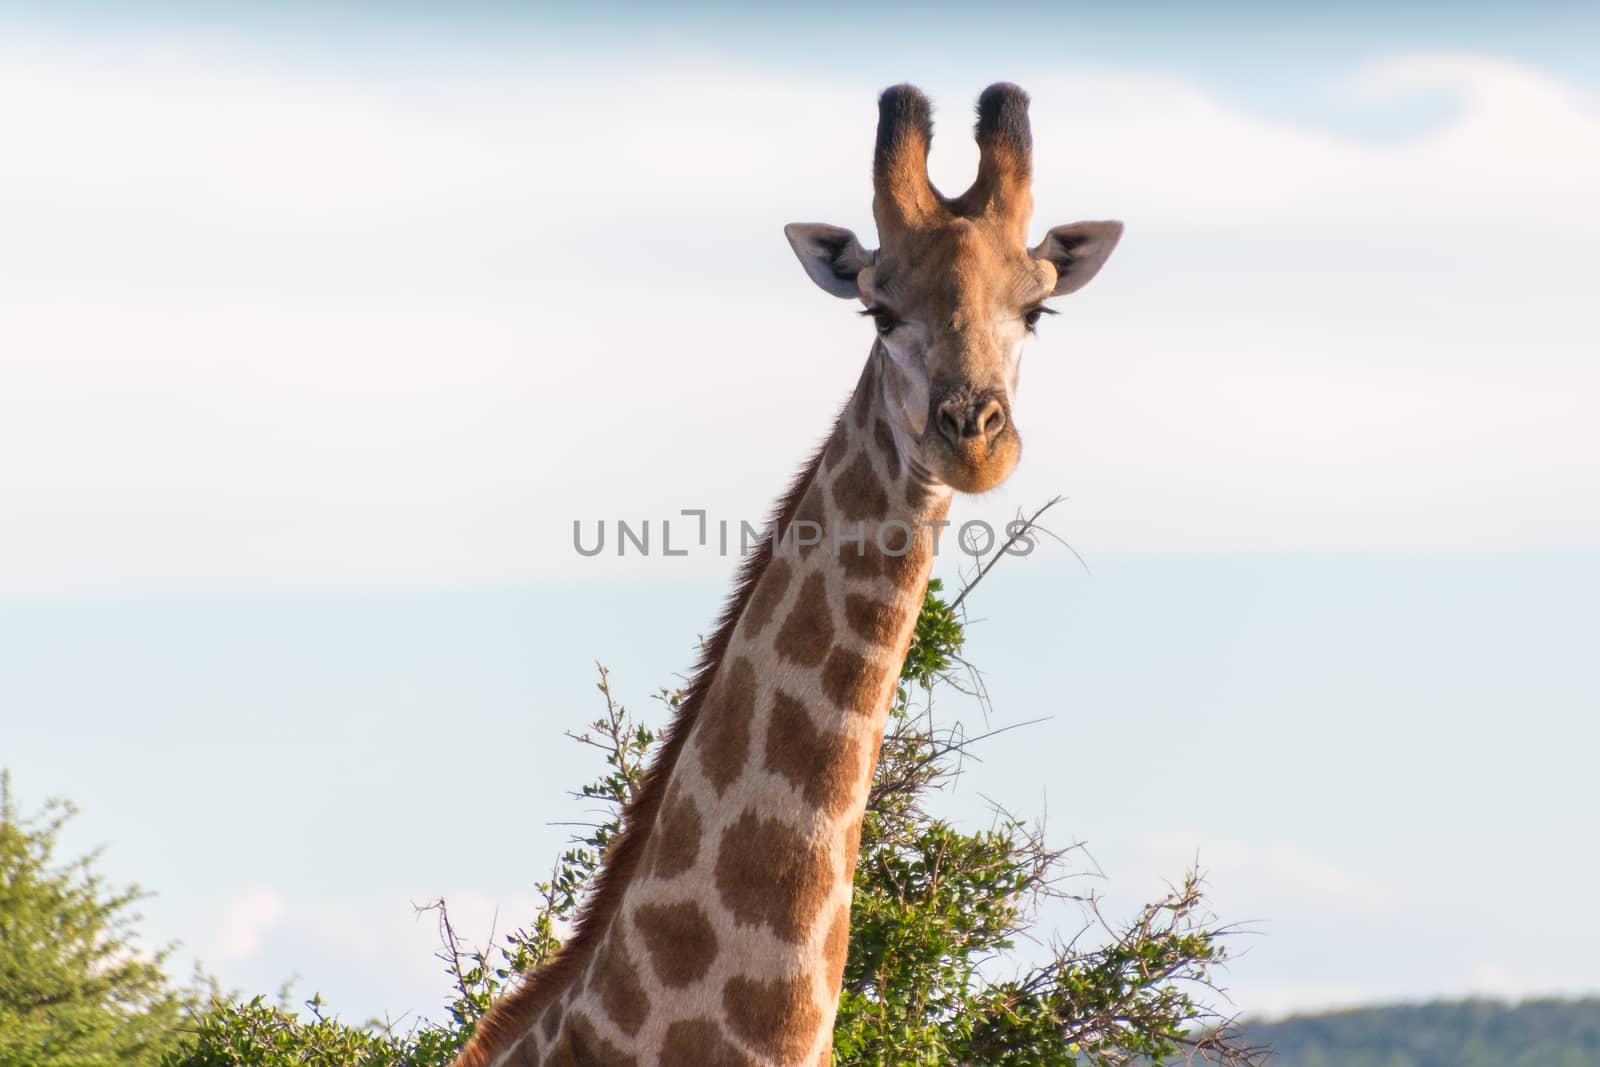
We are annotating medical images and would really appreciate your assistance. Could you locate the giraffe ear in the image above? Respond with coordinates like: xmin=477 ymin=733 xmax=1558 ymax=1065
xmin=1030 ymin=221 xmax=1123 ymax=296
xmin=784 ymin=223 xmax=874 ymax=300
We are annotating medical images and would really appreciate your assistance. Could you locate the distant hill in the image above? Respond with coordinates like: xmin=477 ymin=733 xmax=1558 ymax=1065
xmin=1240 ymin=998 xmax=1600 ymax=1067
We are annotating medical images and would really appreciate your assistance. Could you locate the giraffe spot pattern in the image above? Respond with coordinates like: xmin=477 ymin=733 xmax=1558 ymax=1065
xmin=544 ymin=1026 xmax=579 ymax=1067
xmin=831 ymin=452 xmax=889 ymax=523
xmin=822 ymin=903 xmax=852 ymax=990
xmin=837 ymin=533 xmax=932 ymax=587
xmin=881 ymin=535 xmax=928 ymax=586
xmin=741 ymin=557 xmax=794 ymax=640
xmin=774 ymin=572 xmax=834 ymax=668
xmin=631 ymin=901 xmax=718 ymax=989
xmin=821 ymin=646 xmax=880 ymax=714
xmin=764 ymin=689 xmax=865 ymax=818
xmin=694 ymin=655 xmax=756 ymax=795
xmin=555 ymin=1012 xmax=636 ymax=1067
xmin=872 ymin=417 xmax=901 ymax=482
xmin=841 ymin=818 xmax=864 ymax=885
xmin=787 ymin=486 xmax=827 ymax=559
xmin=843 ymin=592 xmax=900 ymax=646
xmin=661 ymin=1019 xmax=759 ymax=1067
xmin=852 ymin=367 xmax=874 ymax=429
xmin=838 ymin=513 xmax=939 ymax=597
xmin=723 ymin=971 xmax=824 ymax=1065
xmin=822 ymin=420 xmax=850 ymax=472
xmin=589 ymin=933 xmax=650 ymax=1036
xmin=506 ymin=1031 xmax=540 ymax=1067
xmin=649 ymin=786 xmax=702 ymax=880
xmin=877 ymin=520 xmax=916 ymax=557
xmin=714 ymin=810 xmax=834 ymax=944
xmin=839 ymin=543 xmax=880 ymax=581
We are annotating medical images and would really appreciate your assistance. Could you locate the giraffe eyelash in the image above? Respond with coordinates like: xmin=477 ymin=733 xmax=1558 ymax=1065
xmin=860 ymin=305 xmax=901 ymax=336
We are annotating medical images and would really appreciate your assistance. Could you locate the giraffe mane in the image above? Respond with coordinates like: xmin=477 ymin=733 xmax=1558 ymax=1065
xmin=453 ymin=419 xmax=838 ymax=1067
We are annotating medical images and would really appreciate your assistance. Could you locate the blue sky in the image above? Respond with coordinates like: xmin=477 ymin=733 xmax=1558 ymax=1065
xmin=2 ymin=0 xmax=1598 ymax=1026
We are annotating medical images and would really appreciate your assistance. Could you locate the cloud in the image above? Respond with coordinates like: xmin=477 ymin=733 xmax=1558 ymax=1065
xmin=1259 ymin=846 xmax=1398 ymax=915
xmin=1225 ymin=979 xmax=1381 ymax=1021
xmin=1460 ymin=962 xmax=1584 ymax=1002
xmin=288 ymin=890 xmax=541 ymax=966
xmin=171 ymin=886 xmax=542 ymax=1021
xmin=1138 ymin=833 xmax=1400 ymax=916
xmin=1230 ymin=962 xmax=1594 ymax=1020
xmin=215 ymin=886 xmax=286 ymax=961
xmin=2 ymin=28 xmax=1596 ymax=591
xmin=1022 ymin=53 xmax=1600 ymax=232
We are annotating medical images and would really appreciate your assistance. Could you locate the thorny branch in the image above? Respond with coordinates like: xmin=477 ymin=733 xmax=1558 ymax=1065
xmin=950 ymin=495 xmax=1075 ymax=615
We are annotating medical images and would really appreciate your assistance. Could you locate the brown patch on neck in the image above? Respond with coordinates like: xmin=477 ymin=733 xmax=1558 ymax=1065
xmin=832 ymin=451 xmax=889 ymax=522
xmin=723 ymin=971 xmax=824 ymax=1064
xmin=872 ymin=417 xmax=901 ymax=481
xmin=821 ymin=903 xmax=851 ymax=988
xmin=774 ymin=572 xmax=835 ymax=667
xmin=632 ymin=900 xmax=718 ymax=988
xmin=559 ymin=1013 xmax=636 ymax=1067
xmin=588 ymin=933 xmax=650 ymax=1036
xmin=452 ymin=411 xmax=839 ymax=1067
xmin=647 ymin=785 xmax=702 ymax=880
xmin=852 ymin=357 xmax=877 ymax=430
xmin=713 ymin=810 xmax=834 ymax=943
xmin=663 ymin=1020 xmax=758 ymax=1066
xmin=764 ymin=690 xmax=866 ymax=817
xmin=694 ymin=655 xmax=758 ymax=795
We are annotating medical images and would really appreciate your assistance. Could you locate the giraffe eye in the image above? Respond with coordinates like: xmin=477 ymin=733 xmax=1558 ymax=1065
xmin=1023 ymin=305 xmax=1055 ymax=333
xmin=862 ymin=306 xmax=899 ymax=336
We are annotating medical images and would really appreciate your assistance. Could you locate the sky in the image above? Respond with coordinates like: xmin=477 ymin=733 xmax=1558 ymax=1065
xmin=2 ymin=0 xmax=1598 ymax=1029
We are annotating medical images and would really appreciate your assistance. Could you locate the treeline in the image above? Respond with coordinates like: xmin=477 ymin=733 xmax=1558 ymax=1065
xmin=1244 ymin=998 xmax=1600 ymax=1067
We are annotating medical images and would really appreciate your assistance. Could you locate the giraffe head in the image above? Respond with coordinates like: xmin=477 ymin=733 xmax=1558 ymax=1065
xmin=786 ymin=83 xmax=1122 ymax=494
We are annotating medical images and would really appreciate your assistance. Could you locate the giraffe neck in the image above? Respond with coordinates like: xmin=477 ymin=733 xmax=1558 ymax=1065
xmin=469 ymin=348 xmax=952 ymax=1067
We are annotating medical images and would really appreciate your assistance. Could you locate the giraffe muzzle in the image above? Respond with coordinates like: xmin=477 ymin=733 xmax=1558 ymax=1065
xmin=927 ymin=388 xmax=1021 ymax=493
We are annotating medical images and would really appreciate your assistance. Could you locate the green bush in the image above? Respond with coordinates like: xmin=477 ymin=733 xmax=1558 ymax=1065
xmin=0 ymin=772 xmax=193 ymax=1067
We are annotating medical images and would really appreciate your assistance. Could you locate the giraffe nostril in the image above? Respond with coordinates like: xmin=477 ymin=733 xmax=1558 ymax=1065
xmin=974 ymin=398 xmax=1006 ymax=443
xmin=936 ymin=404 xmax=964 ymax=448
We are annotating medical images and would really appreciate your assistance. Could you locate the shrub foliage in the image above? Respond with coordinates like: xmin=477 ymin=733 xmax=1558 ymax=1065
xmin=0 ymin=772 xmax=191 ymax=1067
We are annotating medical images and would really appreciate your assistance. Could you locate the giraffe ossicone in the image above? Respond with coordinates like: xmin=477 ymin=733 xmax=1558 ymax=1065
xmin=454 ymin=81 xmax=1122 ymax=1067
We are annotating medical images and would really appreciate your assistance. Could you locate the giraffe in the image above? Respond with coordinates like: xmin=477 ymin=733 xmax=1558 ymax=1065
xmin=454 ymin=82 xmax=1121 ymax=1067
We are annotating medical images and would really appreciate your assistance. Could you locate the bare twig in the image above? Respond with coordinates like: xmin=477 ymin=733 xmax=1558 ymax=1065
xmin=950 ymin=495 xmax=1070 ymax=614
